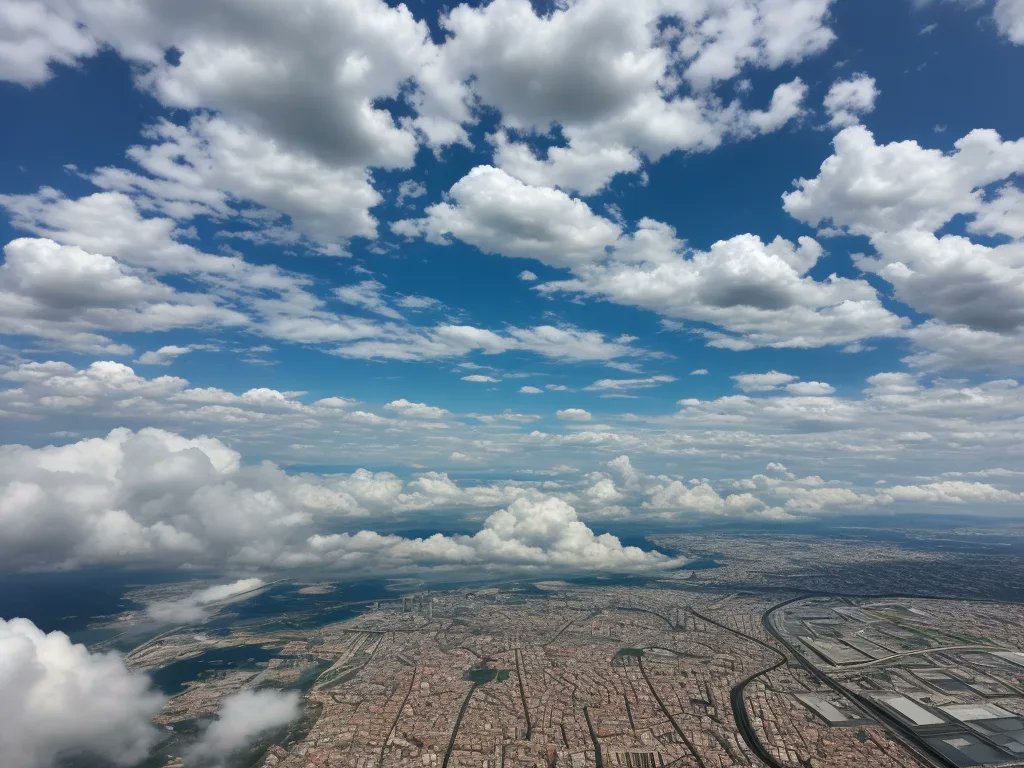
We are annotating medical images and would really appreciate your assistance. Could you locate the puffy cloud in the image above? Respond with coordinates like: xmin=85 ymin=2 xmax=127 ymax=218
xmin=644 ymin=478 xmax=793 ymax=520
xmin=740 ymin=78 xmax=809 ymax=134
xmin=1 ymin=0 xmax=832 ymax=223
xmin=784 ymin=126 xmax=1024 ymax=237
xmin=557 ymin=408 xmax=593 ymax=421
xmin=823 ymin=74 xmax=878 ymax=128
xmin=187 ymin=689 xmax=300 ymax=767
xmin=0 ymin=618 xmax=164 ymax=768
xmin=393 ymin=165 xmax=622 ymax=268
xmin=305 ymin=496 xmax=677 ymax=572
xmin=54 ymin=0 xmax=435 ymax=168
xmin=0 ymin=237 xmax=245 ymax=353
xmin=4 ymin=359 xmax=1022 ymax=504
xmin=462 ymin=374 xmax=499 ymax=383
xmin=879 ymin=480 xmax=1023 ymax=505
xmin=0 ymin=426 xmax=686 ymax=573
xmin=385 ymin=399 xmax=450 ymax=420
xmin=519 ymin=386 xmax=543 ymax=394
xmin=785 ymin=126 xmax=1024 ymax=368
xmin=545 ymin=221 xmax=905 ymax=350
xmin=0 ymin=188 xmax=640 ymax=364
xmin=137 ymin=345 xmax=194 ymax=366
xmin=860 ymin=231 xmax=1024 ymax=335
xmin=0 ymin=0 xmax=97 ymax=86
xmin=435 ymin=0 xmax=830 ymax=192
xmin=995 ymin=0 xmax=1024 ymax=43
xmin=92 ymin=117 xmax=381 ymax=249
xmin=732 ymin=371 xmax=798 ymax=392
xmin=785 ymin=380 xmax=835 ymax=396
xmin=399 ymin=169 xmax=904 ymax=352
xmin=145 ymin=578 xmax=265 ymax=624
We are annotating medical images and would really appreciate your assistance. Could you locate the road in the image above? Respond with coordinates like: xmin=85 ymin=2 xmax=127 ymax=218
xmin=688 ymin=608 xmax=789 ymax=768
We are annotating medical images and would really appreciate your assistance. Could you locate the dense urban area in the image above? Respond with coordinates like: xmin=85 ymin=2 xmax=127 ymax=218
xmin=116 ymin=532 xmax=1024 ymax=768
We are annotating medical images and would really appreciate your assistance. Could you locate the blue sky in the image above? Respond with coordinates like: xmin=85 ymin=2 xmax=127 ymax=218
xmin=0 ymin=0 xmax=1022 ymax=575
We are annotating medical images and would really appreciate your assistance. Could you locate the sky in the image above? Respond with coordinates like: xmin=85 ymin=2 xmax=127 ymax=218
xmin=0 ymin=0 xmax=1023 ymax=578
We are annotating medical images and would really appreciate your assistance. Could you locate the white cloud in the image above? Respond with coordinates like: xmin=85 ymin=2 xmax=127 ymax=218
xmin=785 ymin=126 xmax=1024 ymax=368
xmin=385 ymin=399 xmax=450 ymax=420
xmin=824 ymin=74 xmax=878 ymax=128
xmin=690 ymin=368 xmax=709 ymax=375
xmin=60 ymin=0 xmax=434 ymax=168
xmin=304 ymin=496 xmax=678 ymax=572
xmin=0 ymin=0 xmax=97 ymax=86
xmin=187 ymin=689 xmax=300 ymax=767
xmin=435 ymin=0 xmax=830 ymax=193
xmin=785 ymin=380 xmax=835 ymax=396
xmin=0 ymin=426 xmax=686 ymax=573
xmin=145 ymin=578 xmax=265 ymax=624
xmin=397 ymin=179 xmax=427 ymax=206
xmin=543 ymin=222 xmax=906 ymax=351
xmin=330 ymin=322 xmax=643 ymax=363
xmin=518 ymin=270 xmax=538 ymax=281
xmin=462 ymin=374 xmax=499 ymax=383
xmin=586 ymin=375 xmax=676 ymax=392
xmin=519 ymin=386 xmax=543 ymax=394
xmin=393 ymin=165 xmax=622 ymax=268
xmin=137 ymin=345 xmax=194 ymax=366
xmin=402 ymin=172 xmax=905 ymax=351
xmin=0 ymin=237 xmax=245 ymax=353
xmin=784 ymin=125 xmax=1024 ymax=238
xmin=0 ymin=618 xmax=164 ymax=768
xmin=333 ymin=279 xmax=403 ymax=319
xmin=995 ymin=0 xmax=1024 ymax=44
xmin=733 ymin=370 xmax=798 ymax=392
xmin=557 ymin=408 xmax=593 ymax=421
xmin=93 ymin=116 xmax=382 ymax=249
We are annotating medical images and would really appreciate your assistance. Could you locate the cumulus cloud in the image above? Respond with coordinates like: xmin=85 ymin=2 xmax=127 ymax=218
xmin=385 ymin=399 xmax=450 ymax=420
xmin=137 ymin=345 xmax=194 ymax=366
xmin=732 ymin=371 xmax=799 ymax=392
xmin=0 ymin=427 xmax=685 ymax=574
xmin=145 ymin=578 xmax=265 ymax=624
xmin=0 ymin=618 xmax=164 ymax=768
xmin=0 ymin=237 xmax=244 ymax=353
xmin=393 ymin=165 xmax=622 ymax=268
xmin=784 ymin=126 xmax=1024 ymax=237
xmin=92 ymin=116 xmax=381 ymax=249
xmin=435 ymin=0 xmax=830 ymax=192
xmin=824 ymin=74 xmax=878 ymax=127
xmin=785 ymin=125 xmax=1024 ymax=368
xmin=400 ymin=173 xmax=906 ymax=351
xmin=0 ymin=187 xmax=640 ymax=365
xmin=995 ymin=0 xmax=1024 ymax=43
xmin=0 ymin=0 xmax=97 ymax=86
xmin=303 ymin=496 xmax=678 ymax=572
xmin=187 ymin=689 xmax=300 ymax=767
xmin=557 ymin=408 xmax=593 ymax=421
